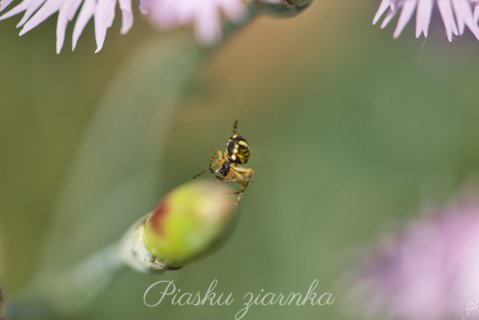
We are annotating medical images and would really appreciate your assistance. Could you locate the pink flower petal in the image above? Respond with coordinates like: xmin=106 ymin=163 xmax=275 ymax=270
xmin=373 ymin=0 xmax=393 ymax=25
xmin=144 ymin=0 xmax=248 ymax=45
xmin=451 ymin=0 xmax=479 ymax=39
xmin=393 ymin=0 xmax=417 ymax=38
xmin=17 ymin=0 xmax=46 ymax=27
xmin=94 ymin=0 xmax=116 ymax=53
xmin=381 ymin=9 xmax=396 ymax=29
xmin=139 ymin=0 xmax=148 ymax=14
xmin=416 ymin=0 xmax=433 ymax=38
xmin=119 ymin=0 xmax=133 ymax=34
xmin=56 ymin=0 xmax=82 ymax=53
xmin=0 ymin=0 xmax=35 ymax=21
xmin=474 ymin=3 xmax=479 ymax=23
xmin=221 ymin=0 xmax=247 ymax=23
xmin=20 ymin=0 xmax=65 ymax=36
xmin=194 ymin=3 xmax=221 ymax=44
xmin=72 ymin=0 xmax=95 ymax=50
xmin=452 ymin=0 xmax=467 ymax=34
xmin=0 ymin=0 xmax=14 ymax=13
xmin=437 ymin=0 xmax=459 ymax=41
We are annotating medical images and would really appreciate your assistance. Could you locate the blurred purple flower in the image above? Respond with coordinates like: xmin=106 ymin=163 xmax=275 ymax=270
xmin=0 ymin=0 xmax=247 ymax=53
xmin=353 ymin=197 xmax=479 ymax=320
xmin=140 ymin=0 xmax=247 ymax=45
xmin=374 ymin=0 xmax=479 ymax=41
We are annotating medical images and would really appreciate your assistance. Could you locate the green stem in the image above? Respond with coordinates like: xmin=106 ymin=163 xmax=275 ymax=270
xmin=35 ymin=244 xmax=123 ymax=314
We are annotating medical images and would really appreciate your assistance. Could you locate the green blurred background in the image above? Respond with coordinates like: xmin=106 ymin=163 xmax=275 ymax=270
xmin=2 ymin=1 xmax=479 ymax=319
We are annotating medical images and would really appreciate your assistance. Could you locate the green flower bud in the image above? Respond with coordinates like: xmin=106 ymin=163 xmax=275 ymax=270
xmin=254 ymin=0 xmax=314 ymax=17
xmin=121 ymin=181 xmax=237 ymax=272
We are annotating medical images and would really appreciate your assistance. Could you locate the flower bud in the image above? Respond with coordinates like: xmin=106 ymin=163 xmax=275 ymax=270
xmin=121 ymin=181 xmax=237 ymax=272
xmin=254 ymin=0 xmax=313 ymax=17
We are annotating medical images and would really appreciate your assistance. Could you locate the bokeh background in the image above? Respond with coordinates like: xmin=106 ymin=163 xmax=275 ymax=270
xmin=2 ymin=1 xmax=479 ymax=319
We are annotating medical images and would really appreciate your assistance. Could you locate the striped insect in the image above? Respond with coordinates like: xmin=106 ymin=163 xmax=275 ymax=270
xmin=193 ymin=120 xmax=256 ymax=200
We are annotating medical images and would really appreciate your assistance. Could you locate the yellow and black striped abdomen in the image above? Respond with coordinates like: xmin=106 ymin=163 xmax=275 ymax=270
xmin=227 ymin=134 xmax=250 ymax=164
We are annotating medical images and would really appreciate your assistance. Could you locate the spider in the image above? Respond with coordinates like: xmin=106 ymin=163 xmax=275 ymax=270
xmin=193 ymin=120 xmax=256 ymax=199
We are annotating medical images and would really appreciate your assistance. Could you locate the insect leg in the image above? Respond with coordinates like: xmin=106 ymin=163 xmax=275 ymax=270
xmin=233 ymin=167 xmax=255 ymax=194
xmin=232 ymin=120 xmax=238 ymax=135
xmin=193 ymin=149 xmax=222 ymax=179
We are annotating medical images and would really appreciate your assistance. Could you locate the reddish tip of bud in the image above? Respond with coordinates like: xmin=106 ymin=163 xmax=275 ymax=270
xmin=149 ymin=200 xmax=169 ymax=237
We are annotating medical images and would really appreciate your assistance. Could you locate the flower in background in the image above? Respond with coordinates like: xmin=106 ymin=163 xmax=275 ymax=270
xmin=373 ymin=0 xmax=479 ymax=41
xmin=140 ymin=0 xmax=247 ymax=45
xmin=0 ymin=0 xmax=248 ymax=53
xmin=0 ymin=0 xmax=134 ymax=53
xmin=352 ymin=196 xmax=479 ymax=320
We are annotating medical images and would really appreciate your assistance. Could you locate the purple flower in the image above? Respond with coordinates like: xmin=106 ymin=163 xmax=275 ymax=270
xmin=0 ymin=0 xmax=133 ymax=53
xmin=0 ymin=0 xmax=247 ymax=53
xmin=374 ymin=0 xmax=479 ymax=41
xmin=353 ymin=197 xmax=479 ymax=319
xmin=140 ymin=0 xmax=247 ymax=45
